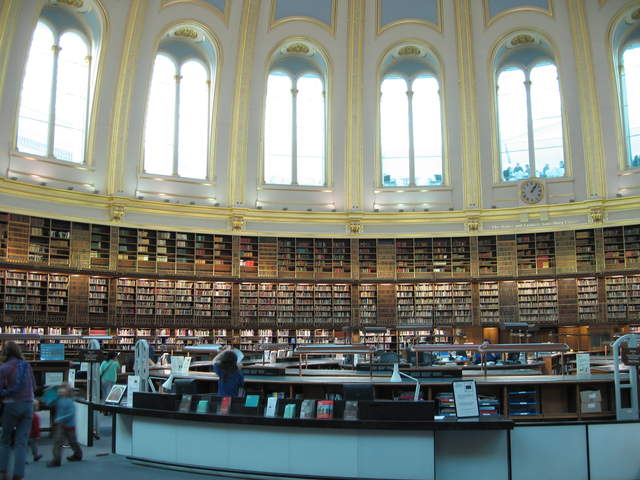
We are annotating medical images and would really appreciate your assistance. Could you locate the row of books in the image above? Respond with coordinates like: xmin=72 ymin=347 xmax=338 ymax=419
xmin=435 ymin=392 xmax=501 ymax=417
xmin=177 ymin=394 xmax=359 ymax=420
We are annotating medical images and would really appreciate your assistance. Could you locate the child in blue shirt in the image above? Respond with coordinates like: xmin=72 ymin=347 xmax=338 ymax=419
xmin=212 ymin=350 xmax=244 ymax=397
xmin=46 ymin=384 xmax=82 ymax=468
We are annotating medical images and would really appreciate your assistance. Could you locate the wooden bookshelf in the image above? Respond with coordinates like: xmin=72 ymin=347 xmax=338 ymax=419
xmin=603 ymin=227 xmax=625 ymax=271
xmin=517 ymin=279 xmax=559 ymax=325
xmin=479 ymin=281 xmax=500 ymax=325
xmin=478 ymin=236 xmax=498 ymax=277
xmin=605 ymin=276 xmax=626 ymax=322
xmin=576 ymin=277 xmax=598 ymax=324
xmin=575 ymin=229 xmax=596 ymax=273
xmin=358 ymin=239 xmax=377 ymax=279
xmin=359 ymin=284 xmax=377 ymax=325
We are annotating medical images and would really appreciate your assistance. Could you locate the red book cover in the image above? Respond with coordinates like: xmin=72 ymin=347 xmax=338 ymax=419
xmin=219 ymin=396 xmax=232 ymax=415
xmin=316 ymin=400 xmax=334 ymax=419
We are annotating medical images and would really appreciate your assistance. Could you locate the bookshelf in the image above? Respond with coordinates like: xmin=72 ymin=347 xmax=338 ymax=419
xmin=295 ymin=283 xmax=314 ymax=325
xmin=627 ymin=275 xmax=640 ymax=322
xmin=415 ymin=238 xmax=433 ymax=277
xmin=156 ymin=231 xmax=176 ymax=274
xmin=258 ymin=237 xmax=277 ymax=277
xmin=277 ymin=238 xmax=296 ymax=278
xmin=432 ymin=238 xmax=451 ymax=276
xmin=277 ymin=283 xmax=295 ymax=326
xmin=0 ymin=213 xmax=8 ymax=260
xmin=451 ymin=237 xmax=471 ymax=277
xmin=517 ymin=279 xmax=559 ymax=324
xmin=478 ymin=282 xmax=500 ymax=325
xmin=478 ymin=236 xmax=498 ymax=276
xmin=624 ymin=226 xmax=640 ymax=268
xmin=88 ymin=277 xmax=109 ymax=315
xmin=359 ymin=284 xmax=377 ymax=325
xmin=358 ymin=239 xmax=377 ymax=279
xmin=396 ymin=239 xmax=415 ymax=279
xmin=239 ymin=236 xmax=258 ymax=277
xmin=213 ymin=235 xmax=232 ymax=276
xmin=576 ymin=277 xmax=598 ymax=323
xmin=605 ymin=276 xmax=627 ymax=322
xmin=195 ymin=233 xmax=214 ymax=274
xmin=603 ymin=227 xmax=625 ymax=271
xmin=575 ymin=229 xmax=596 ymax=273
xmin=176 ymin=232 xmax=195 ymax=273
xmin=90 ymin=224 xmax=111 ymax=269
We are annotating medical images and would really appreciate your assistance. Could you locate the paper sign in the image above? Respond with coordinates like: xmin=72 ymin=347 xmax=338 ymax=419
xmin=576 ymin=353 xmax=591 ymax=375
xmin=68 ymin=369 xmax=76 ymax=389
xmin=126 ymin=375 xmax=141 ymax=407
xmin=170 ymin=356 xmax=192 ymax=375
xmin=622 ymin=346 xmax=640 ymax=366
xmin=44 ymin=372 xmax=64 ymax=387
xmin=453 ymin=380 xmax=479 ymax=418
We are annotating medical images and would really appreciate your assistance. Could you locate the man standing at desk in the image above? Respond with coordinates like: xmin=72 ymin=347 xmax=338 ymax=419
xmin=473 ymin=339 xmax=501 ymax=364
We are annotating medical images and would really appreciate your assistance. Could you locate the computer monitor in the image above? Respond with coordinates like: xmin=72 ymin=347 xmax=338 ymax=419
xmin=343 ymin=383 xmax=375 ymax=401
xmin=173 ymin=378 xmax=198 ymax=395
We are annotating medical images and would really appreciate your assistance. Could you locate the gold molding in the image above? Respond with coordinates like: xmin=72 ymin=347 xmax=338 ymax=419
xmin=619 ymin=168 xmax=640 ymax=176
xmin=455 ymin=0 xmax=481 ymax=208
xmin=466 ymin=217 xmax=480 ymax=232
xmin=269 ymin=0 xmax=337 ymax=36
xmin=256 ymin=200 xmax=334 ymax=207
xmin=161 ymin=0 xmax=231 ymax=25
xmin=231 ymin=215 xmax=245 ymax=232
xmin=228 ymin=0 xmax=259 ymax=207
xmin=110 ymin=204 xmax=126 ymax=222
xmin=374 ymin=186 xmax=454 ymax=194
xmin=590 ymin=207 xmax=604 ymax=223
xmin=599 ymin=0 xmax=608 ymax=6
xmin=568 ymin=0 xmax=606 ymax=198
xmin=107 ymin=0 xmax=147 ymax=194
xmin=483 ymin=0 xmax=555 ymax=28
xmin=0 ymin=0 xmax=18 ymax=116
xmin=376 ymin=0 xmax=443 ymax=35
xmin=348 ymin=220 xmax=362 ymax=235
xmin=345 ymin=0 xmax=365 ymax=210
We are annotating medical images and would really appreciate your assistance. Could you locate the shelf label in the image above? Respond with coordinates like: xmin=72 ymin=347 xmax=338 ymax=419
xmin=622 ymin=346 xmax=640 ymax=366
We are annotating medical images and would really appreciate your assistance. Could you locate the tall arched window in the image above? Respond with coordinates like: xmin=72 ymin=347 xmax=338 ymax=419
xmin=143 ymin=28 xmax=213 ymax=180
xmin=17 ymin=20 xmax=91 ymax=164
xmin=622 ymin=44 xmax=640 ymax=167
xmin=379 ymin=46 xmax=443 ymax=187
xmin=496 ymin=35 xmax=565 ymax=182
xmin=264 ymin=42 xmax=327 ymax=186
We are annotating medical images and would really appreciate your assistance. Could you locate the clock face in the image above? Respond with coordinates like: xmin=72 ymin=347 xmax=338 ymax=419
xmin=520 ymin=179 xmax=544 ymax=204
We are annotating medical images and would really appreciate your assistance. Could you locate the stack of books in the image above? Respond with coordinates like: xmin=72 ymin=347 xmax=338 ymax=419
xmin=478 ymin=395 xmax=500 ymax=416
xmin=436 ymin=392 xmax=456 ymax=417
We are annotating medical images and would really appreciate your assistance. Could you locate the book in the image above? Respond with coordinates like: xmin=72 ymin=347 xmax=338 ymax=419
xmin=343 ymin=400 xmax=358 ymax=420
xmin=218 ymin=396 xmax=232 ymax=415
xmin=178 ymin=394 xmax=192 ymax=412
xmin=265 ymin=397 xmax=278 ymax=417
xmin=316 ymin=400 xmax=334 ymax=419
xmin=196 ymin=400 xmax=209 ymax=413
xmin=300 ymin=400 xmax=316 ymax=419
xmin=244 ymin=394 xmax=260 ymax=408
xmin=283 ymin=403 xmax=296 ymax=419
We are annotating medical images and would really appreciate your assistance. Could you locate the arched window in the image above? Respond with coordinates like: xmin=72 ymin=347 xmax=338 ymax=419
xmin=496 ymin=35 xmax=565 ymax=182
xmin=379 ymin=46 xmax=443 ymax=187
xmin=17 ymin=20 xmax=91 ymax=164
xmin=143 ymin=28 xmax=213 ymax=180
xmin=622 ymin=44 xmax=640 ymax=168
xmin=264 ymin=42 xmax=327 ymax=186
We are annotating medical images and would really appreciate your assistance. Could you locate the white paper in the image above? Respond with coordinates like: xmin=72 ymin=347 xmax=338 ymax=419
xmin=44 ymin=372 xmax=64 ymax=386
xmin=576 ymin=353 xmax=591 ymax=375
xmin=453 ymin=380 xmax=479 ymax=418
xmin=265 ymin=397 xmax=278 ymax=417
xmin=80 ymin=362 xmax=89 ymax=372
xmin=170 ymin=356 xmax=191 ymax=375
xmin=126 ymin=375 xmax=141 ymax=407
xmin=68 ymin=369 xmax=76 ymax=389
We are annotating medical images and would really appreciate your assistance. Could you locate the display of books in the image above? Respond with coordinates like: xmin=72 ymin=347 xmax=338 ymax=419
xmin=343 ymin=400 xmax=358 ymax=420
xmin=300 ymin=399 xmax=316 ymax=419
xmin=316 ymin=400 xmax=334 ymax=419
xmin=245 ymin=394 xmax=260 ymax=408
xmin=178 ymin=394 xmax=192 ymax=412
xmin=435 ymin=392 xmax=456 ymax=417
xmin=478 ymin=395 xmax=500 ymax=416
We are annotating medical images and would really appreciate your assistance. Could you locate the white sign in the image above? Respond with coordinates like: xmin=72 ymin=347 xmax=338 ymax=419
xmin=453 ymin=380 xmax=479 ymax=418
xmin=576 ymin=353 xmax=591 ymax=375
xmin=126 ymin=375 xmax=141 ymax=407
xmin=68 ymin=369 xmax=76 ymax=389
xmin=44 ymin=372 xmax=64 ymax=386
xmin=170 ymin=356 xmax=192 ymax=375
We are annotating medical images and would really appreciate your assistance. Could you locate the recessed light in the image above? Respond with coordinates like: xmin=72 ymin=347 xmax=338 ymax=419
xmin=331 ymin=208 xmax=336 ymax=212
xmin=307 ymin=208 xmax=312 ymax=212
xmin=282 ymin=207 xmax=288 ymax=211
xmin=164 ymin=199 xmax=170 ymax=203
xmin=448 ymin=207 xmax=453 ymax=211
xmin=137 ymin=196 xmax=144 ymax=200
xmin=214 ymin=202 xmax=219 ymax=207
xmin=189 ymin=201 xmax=195 ymax=205
xmin=256 ymin=206 xmax=262 ymax=210
xmin=374 ymin=208 xmax=379 ymax=212
xmin=39 ymin=182 xmax=46 ymax=186
xmin=67 ymin=186 xmax=74 ymax=190
xmin=423 ymin=208 xmax=429 ymax=212
xmin=399 ymin=209 xmax=404 ymax=212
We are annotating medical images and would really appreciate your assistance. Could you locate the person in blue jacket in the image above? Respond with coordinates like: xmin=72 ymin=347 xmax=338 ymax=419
xmin=212 ymin=350 xmax=244 ymax=397
xmin=47 ymin=383 xmax=82 ymax=467
xmin=473 ymin=339 xmax=501 ymax=364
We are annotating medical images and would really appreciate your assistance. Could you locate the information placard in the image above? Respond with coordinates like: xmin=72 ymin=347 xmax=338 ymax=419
xmin=622 ymin=346 xmax=640 ymax=366
xmin=576 ymin=353 xmax=591 ymax=375
xmin=453 ymin=380 xmax=479 ymax=418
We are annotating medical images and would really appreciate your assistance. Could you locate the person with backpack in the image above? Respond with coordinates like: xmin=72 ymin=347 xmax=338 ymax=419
xmin=0 ymin=341 xmax=35 ymax=480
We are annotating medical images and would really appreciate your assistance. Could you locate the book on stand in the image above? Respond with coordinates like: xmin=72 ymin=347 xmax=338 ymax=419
xmin=343 ymin=400 xmax=358 ymax=420
xmin=283 ymin=403 xmax=296 ymax=418
xmin=178 ymin=394 xmax=192 ymax=412
xmin=300 ymin=399 xmax=316 ymax=419
xmin=316 ymin=400 xmax=334 ymax=419
xmin=265 ymin=397 xmax=278 ymax=417
xmin=218 ymin=396 xmax=232 ymax=415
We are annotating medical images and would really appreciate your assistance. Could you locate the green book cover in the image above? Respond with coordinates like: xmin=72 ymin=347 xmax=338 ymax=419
xmin=283 ymin=403 xmax=296 ymax=419
xmin=196 ymin=400 xmax=209 ymax=413
xmin=245 ymin=394 xmax=260 ymax=408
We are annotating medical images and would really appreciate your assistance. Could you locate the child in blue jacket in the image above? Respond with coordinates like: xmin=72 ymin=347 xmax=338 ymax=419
xmin=47 ymin=384 xmax=82 ymax=467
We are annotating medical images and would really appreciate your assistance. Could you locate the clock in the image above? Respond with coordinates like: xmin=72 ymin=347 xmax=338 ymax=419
xmin=520 ymin=179 xmax=544 ymax=204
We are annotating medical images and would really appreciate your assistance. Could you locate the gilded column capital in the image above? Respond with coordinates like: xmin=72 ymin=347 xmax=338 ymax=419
xmin=348 ymin=220 xmax=362 ymax=235
xmin=590 ymin=207 xmax=604 ymax=224
xmin=231 ymin=215 xmax=245 ymax=232
xmin=466 ymin=216 xmax=480 ymax=232
xmin=110 ymin=204 xmax=126 ymax=222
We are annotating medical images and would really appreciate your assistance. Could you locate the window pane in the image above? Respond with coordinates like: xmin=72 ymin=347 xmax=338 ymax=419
xmin=296 ymin=74 xmax=324 ymax=186
xmin=53 ymin=32 xmax=89 ymax=163
xmin=623 ymin=46 xmax=640 ymax=167
xmin=531 ymin=63 xmax=565 ymax=177
xmin=144 ymin=55 xmax=176 ymax=176
xmin=178 ymin=61 xmax=209 ymax=179
xmin=264 ymin=73 xmax=292 ymax=184
xmin=412 ymin=76 xmax=443 ymax=186
xmin=381 ymin=76 xmax=409 ymax=187
xmin=17 ymin=22 xmax=54 ymax=156
xmin=498 ymin=68 xmax=530 ymax=181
